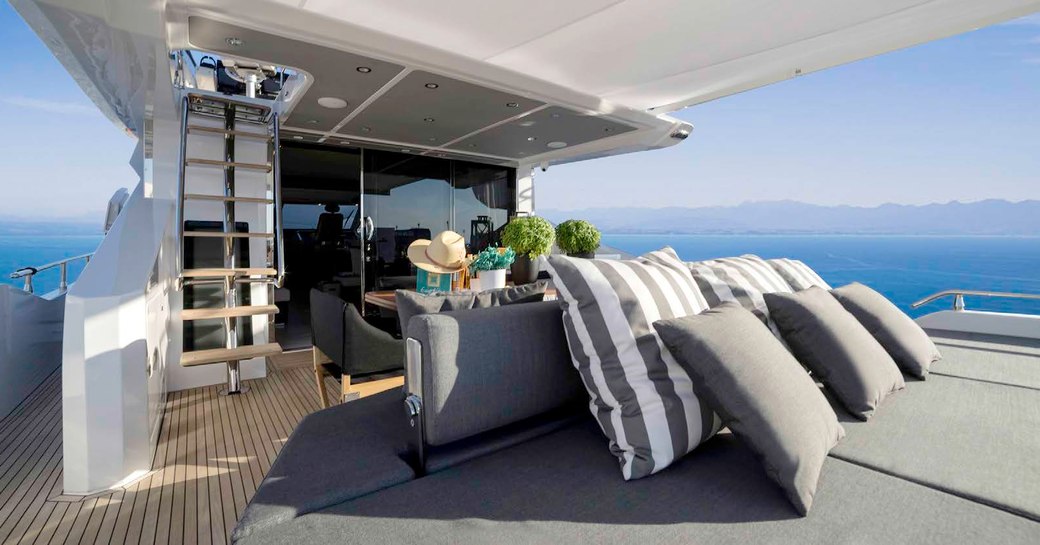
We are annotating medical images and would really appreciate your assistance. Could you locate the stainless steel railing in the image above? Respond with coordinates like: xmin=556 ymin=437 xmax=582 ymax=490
xmin=10 ymin=253 xmax=94 ymax=294
xmin=911 ymin=290 xmax=1040 ymax=311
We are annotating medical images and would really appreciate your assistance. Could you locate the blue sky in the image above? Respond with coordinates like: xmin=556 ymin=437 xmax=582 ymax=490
xmin=0 ymin=4 xmax=1037 ymax=219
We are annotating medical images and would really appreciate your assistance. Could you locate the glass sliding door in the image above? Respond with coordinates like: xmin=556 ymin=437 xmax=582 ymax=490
xmin=452 ymin=161 xmax=514 ymax=253
xmin=361 ymin=150 xmax=452 ymax=310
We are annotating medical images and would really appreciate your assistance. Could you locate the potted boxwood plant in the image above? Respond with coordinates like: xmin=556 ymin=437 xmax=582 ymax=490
xmin=468 ymin=246 xmax=515 ymax=291
xmin=501 ymin=216 xmax=555 ymax=285
xmin=555 ymin=219 xmax=601 ymax=258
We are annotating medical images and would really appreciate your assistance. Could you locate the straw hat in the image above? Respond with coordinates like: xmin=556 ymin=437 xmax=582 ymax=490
xmin=407 ymin=230 xmax=468 ymax=274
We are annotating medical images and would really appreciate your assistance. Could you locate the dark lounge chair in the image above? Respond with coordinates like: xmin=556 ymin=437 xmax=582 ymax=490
xmin=309 ymin=289 xmax=405 ymax=407
xmin=236 ymin=301 xmax=1040 ymax=544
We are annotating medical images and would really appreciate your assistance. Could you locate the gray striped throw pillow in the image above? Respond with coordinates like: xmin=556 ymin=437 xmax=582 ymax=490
xmin=768 ymin=258 xmax=832 ymax=290
xmin=545 ymin=250 xmax=721 ymax=480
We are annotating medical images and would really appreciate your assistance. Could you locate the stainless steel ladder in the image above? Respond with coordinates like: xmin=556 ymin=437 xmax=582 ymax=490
xmin=175 ymin=92 xmax=285 ymax=395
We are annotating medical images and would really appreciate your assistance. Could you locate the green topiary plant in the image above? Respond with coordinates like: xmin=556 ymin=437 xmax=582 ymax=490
xmin=555 ymin=219 xmax=601 ymax=256
xmin=500 ymin=216 xmax=555 ymax=259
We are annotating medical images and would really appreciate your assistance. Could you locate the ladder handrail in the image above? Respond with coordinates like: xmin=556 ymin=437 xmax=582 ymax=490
xmin=176 ymin=95 xmax=189 ymax=288
xmin=272 ymin=114 xmax=285 ymax=286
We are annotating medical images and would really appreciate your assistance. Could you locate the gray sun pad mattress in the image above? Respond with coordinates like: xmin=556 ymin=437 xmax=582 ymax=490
xmin=232 ymin=391 xmax=415 ymax=542
xmin=927 ymin=329 xmax=1040 ymax=390
xmin=237 ymin=420 xmax=1040 ymax=545
xmin=829 ymin=373 xmax=1040 ymax=521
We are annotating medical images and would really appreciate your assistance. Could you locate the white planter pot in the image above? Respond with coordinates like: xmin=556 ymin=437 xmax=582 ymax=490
xmin=475 ymin=269 xmax=507 ymax=290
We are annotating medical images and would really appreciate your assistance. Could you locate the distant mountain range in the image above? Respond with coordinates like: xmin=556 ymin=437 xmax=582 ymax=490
xmin=540 ymin=199 xmax=1040 ymax=236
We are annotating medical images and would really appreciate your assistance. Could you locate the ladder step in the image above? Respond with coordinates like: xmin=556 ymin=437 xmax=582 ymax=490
xmin=180 ymin=343 xmax=283 ymax=367
xmin=184 ymin=231 xmax=274 ymax=238
xmin=185 ymin=158 xmax=272 ymax=172
xmin=187 ymin=125 xmax=273 ymax=141
xmin=181 ymin=305 xmax=279 ymax=321
xmin=185 ymin=193 xmax=274 ymax=204
xmin=182 ymin=267 xmax=277 ymax=278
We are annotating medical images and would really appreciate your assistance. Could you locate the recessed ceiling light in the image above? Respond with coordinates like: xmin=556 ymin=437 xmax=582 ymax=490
xmin=526 ymin=136 xmax=537 ymax=142
xmin=356 ymin=66 xmax=372 ymax=73
xmin=307 ymin=119 xmax=319 ymax=124
xmin=550 ymin=112 xmax=561 ymax=118
xmin=547 ymin=141 xmax=567 ymax=149
xmin=424 ymin=83 xmax=439 ymax=89
xmin=225 ymin=37 xmax=243 ymax=47
xmin=292 ymin=135 xmax=303 ymax=140
xmin=423 ymin=117 xmax=435 ymax=122
xmin=428 ymin=137 xmax=437 ymax=142
xmin=518 ymin=121 xmax=535 ymax=127
xmin=340 ymin=140 xmax=351 ymax=145
xmin=401 ymin=148 xmax=412 ymax=153
xmin=467 ymin=143 xmax=477 ymax=148
xmin=604 ymin=127 xmax=613 ymax=132
xmin=317 ymin=97 xmax=348 ymax=109
xmin=506 ymin=102 xmax=519 ymax=108
xmin=360 ymin=126 xmax=371 ymax=133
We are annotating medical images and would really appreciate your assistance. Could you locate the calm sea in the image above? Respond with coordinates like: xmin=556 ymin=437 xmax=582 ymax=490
xmin=602 ymin=235 xmax=1040 ymax=318
xmin=2 ymin=234 xmax=1037 ymax=318
xmin=0 ymin=236 xmax=103 ymax=295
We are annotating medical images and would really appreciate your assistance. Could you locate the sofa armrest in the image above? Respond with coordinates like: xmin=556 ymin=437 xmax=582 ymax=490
xmin=407 ymin=300 xmax=584 ymax=448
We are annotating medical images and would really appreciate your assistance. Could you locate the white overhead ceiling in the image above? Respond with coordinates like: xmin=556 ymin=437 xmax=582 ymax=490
xmin=275 ymin=0 xmax=1040 ymax=112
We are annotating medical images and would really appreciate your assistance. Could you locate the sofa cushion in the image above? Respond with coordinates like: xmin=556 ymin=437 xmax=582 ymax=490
xmin=685 ymin=255 xmax=793 ymax=331
xmin=396 ymin=282 xmax=547 ymax=337
xmin=765 ymin=287 xmax=905 ymax=420
xmin=832 ymin=282 xmax=941 ymax=378
xmin=768 ymin=258 xmax=832 ymax=290
xmin=237 ymin=419 xmax=1040 ymax=545
xmin=231 ymin=390 xmax=415 ymax=542
xmin=654 ymin=303 xmax=845 ymax=515
xmin=829 ymin=374 xmax=1040 ymax=521
xmin=927 ymin=330 xmax=1040 ymax=390
xmin=545 ymin=250 xmax=720 ymax=480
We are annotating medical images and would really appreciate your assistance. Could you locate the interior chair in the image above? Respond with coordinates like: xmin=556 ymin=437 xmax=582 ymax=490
xmin=315 ymin=204 xmax=344 ymax=248
xmin=310 ymin=289 xmax=405 ymax=408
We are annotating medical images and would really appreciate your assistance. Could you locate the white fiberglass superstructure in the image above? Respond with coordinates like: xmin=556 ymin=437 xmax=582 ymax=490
xmin=5 ymin=0 xmax=1040 ymax=502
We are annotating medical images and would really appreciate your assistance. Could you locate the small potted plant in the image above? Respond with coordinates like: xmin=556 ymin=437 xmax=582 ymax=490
xmin=555 ymin=219 xmax=601 ymax=258
xmin=501 ymin=216 xmax=555 ymax=285
xmin=468 ymin=246 xmax=515 ymax=291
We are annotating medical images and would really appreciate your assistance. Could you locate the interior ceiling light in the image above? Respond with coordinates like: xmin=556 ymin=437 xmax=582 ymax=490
xmin=547 ymin=141 xmax=567 ymax=149
xmin=550 ymin=112 xmax=561 ymax=118
xmin=506 ymin=102 xmax=519 ymax=108
xmin=401 ymin=148 xmax=412 ymax=153
xmin=225 ymin=37 xmax=243 ymax=47
xmin=307 ymin=119 xmax=319 ymax=124
xmin=467 ymin=143 xmax=477 ymax=148
xmin=317 ymin=97 xmax=348 ymax=109
xmin=518 ymin=121 xmax=536 ymax=127
xmin=292 ymin=135 xmax=303 ymax=140
xmin=424 ymin=83 xmax=439 ymax=89
xmin=360 ymin=126 xmax=372 ymax=133
xmin=423 ymin=117 xmax=435 ymax=122
xmin=526 ymin=136 xmax=537 ymax=142
xmin=340 ymin=140 xmax=351 ymax=145
xmin=356 ymin=66 xmax=372 ymax=73
xmin=428 ymin=137 xmax=437 ymax=142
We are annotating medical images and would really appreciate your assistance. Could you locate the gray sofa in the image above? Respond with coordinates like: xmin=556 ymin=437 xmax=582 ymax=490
xmin=233 ymin=302 xmax=1040 ymax=544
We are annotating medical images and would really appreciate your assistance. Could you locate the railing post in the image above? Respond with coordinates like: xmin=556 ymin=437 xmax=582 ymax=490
xmin=59 ymin=263 xmax=68 ymax=293
xmin=175 ymin=95 xmax=189 ymax=290
xmin=23 ymin=275 xmax=33 ymax=294
xmin=953 ymin=294 xmax=965 ymax=311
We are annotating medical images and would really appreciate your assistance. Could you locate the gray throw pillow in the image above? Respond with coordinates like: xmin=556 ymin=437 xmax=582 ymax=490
xmin=831 ymin=283 xmax=941 ymax=379
xmin=764 ymin=287 xmax=905 ymax=420
xmin=395 ymin=282 xmax=547 ymax=337
xmin=654 ymin=303 xmax=845 ymax=516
